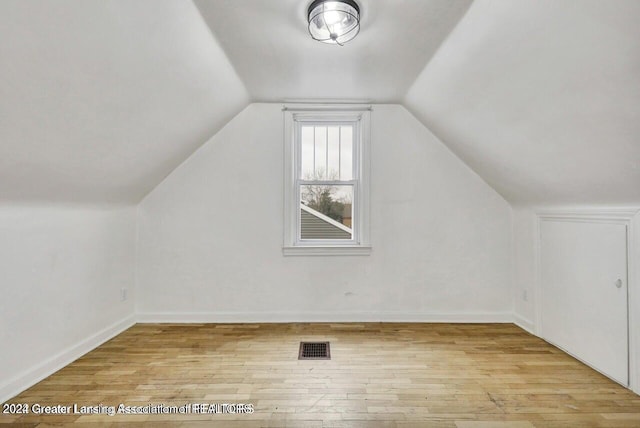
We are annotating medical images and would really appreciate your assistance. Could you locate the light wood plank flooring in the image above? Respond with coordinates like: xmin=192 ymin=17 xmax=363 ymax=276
xmin=2 ymin=323 xmax=640 ymax=427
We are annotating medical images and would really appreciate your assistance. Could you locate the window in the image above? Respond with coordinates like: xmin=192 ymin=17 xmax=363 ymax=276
xmin=283 ymin=105 xmax=371 ymax=255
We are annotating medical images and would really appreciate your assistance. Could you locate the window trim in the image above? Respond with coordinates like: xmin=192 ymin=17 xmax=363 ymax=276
xmin=283 ymin=104 xmax=371 ymax=256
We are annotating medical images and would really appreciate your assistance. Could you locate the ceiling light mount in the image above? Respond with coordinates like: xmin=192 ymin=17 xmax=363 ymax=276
xmin=307 ymin=0 xmax=360 ymax=46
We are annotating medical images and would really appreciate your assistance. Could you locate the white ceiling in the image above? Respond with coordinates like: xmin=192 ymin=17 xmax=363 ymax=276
xmin=0 ymin=0 xmax=248 ymax=203
xmin=195 ymin=0 xmax=472 ymax=102
xmin=406 ymin=0 xmax=640 ymax=205
xmin=2 ymin=0 xmax=638 ymax=206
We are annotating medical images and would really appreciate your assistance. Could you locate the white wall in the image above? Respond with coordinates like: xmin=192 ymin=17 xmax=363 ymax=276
xmin=0 ymin=204 xmax=136 ymax=401
xmin=136 ymin=103 xmax=513 ymax=321
xmin=512 ymin=207 xmax=537 ymax=329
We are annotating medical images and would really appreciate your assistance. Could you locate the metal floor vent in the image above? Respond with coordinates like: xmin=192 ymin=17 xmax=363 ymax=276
xmin=298 ymin=342 xmax=331 ymax=360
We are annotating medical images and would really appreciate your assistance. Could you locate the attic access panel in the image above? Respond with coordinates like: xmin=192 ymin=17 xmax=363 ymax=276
xmin=298 ymin=341 xmax=331 ymax=360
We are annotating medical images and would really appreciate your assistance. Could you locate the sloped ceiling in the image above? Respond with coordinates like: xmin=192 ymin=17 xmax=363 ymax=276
xmin=2 ymin=0 xmax=638 ymax=206
xmin=405 ymin=0 xmax=640 ymax=205
xmin=195 ymin=0 xmax=472 ymax=102
xmin=0 ymin=0 xmax=249 ymax=203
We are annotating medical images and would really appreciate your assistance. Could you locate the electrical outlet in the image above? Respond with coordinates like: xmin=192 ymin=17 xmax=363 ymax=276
xmin=523 ymin=290 xmax=528 ymax=302
xmin=120 ymin=288 xmax=128 ymax=302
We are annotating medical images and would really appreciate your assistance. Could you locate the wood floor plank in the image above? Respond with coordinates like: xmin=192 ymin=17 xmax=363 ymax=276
xmin=1 ymin=323 xmax=639 ymax=426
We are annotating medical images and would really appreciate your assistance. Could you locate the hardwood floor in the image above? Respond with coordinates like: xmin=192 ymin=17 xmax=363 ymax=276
xmin=2 ymin=323 xmax=640 ymax=427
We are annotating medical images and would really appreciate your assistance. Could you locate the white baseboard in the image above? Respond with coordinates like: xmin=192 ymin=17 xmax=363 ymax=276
xmin=136 ymin=311 xmax=515 ymax=324
xmin=512 ymin=313 xmax=535 ymax=335
xmin=0 ymin=314 xmax=136 ymax=404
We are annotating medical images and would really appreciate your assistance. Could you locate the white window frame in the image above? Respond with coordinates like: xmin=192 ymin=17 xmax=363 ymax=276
xmin=283 ymin=104 xmax=371 ymax=256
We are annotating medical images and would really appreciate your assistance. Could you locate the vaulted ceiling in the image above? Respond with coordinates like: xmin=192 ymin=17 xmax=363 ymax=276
xmin=405 ymin=0 xmax=640 ymax=205
xmin=0 ymin=0 xmax=248 ymax=203
xmin=1 ymin=0 xmax=638 ymax=206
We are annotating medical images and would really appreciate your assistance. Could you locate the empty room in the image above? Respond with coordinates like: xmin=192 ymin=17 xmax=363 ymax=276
xmin=1 ymin=0 xmax=640 ymax=426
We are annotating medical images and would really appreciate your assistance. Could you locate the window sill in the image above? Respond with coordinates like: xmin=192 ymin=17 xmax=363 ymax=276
xmin=282 ymin=246 xmax=372 ymax=256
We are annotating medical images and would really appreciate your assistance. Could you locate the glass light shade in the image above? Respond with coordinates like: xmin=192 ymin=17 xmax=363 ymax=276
xmin=308 ymin=0 xmax=360 ymax=45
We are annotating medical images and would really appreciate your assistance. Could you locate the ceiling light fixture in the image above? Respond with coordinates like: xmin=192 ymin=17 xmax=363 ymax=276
xmin=307 ymin=0 xmax=360 ymax=46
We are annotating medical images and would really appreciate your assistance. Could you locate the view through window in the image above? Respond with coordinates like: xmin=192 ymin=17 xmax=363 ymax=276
xmin=298 ymin=124 xmax=355 ymax=240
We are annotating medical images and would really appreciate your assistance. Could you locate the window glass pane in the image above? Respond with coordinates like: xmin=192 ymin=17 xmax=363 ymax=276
xmin=327 ymin=126 xmax=340 ymax=180
xmin=340 ymin=126 xmax=353 ymax=180
xmin=314 ymin=127 xmax=327 ymax=180
xmin=300 ymin=125 xmax=353 ymax=181
xmin=300 ymin=126 xmax=314 ymax=179
xmin=300 ymin=185 xmax=353 ymax=240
